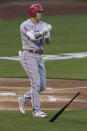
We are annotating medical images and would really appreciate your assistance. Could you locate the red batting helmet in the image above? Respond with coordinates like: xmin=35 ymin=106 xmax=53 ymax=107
xmin=29 ymin=4 xmax=44 ymax=17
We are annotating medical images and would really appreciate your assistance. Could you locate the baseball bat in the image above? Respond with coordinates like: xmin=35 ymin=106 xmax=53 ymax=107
xmin=49 ymin=91 xmax=80 ymax=122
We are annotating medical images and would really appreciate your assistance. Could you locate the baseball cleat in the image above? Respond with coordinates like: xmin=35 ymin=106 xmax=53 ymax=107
xmin=33 ymin=111 xmax=47 ymax=118
xmin=18 ymin=97 xmax=25 ymax=114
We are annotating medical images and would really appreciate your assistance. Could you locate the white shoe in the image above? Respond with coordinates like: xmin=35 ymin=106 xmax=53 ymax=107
xmin=33 ymin=111 xmax=47 ymax=118
xmin=18 ymin=97 xmax=25 ymax=114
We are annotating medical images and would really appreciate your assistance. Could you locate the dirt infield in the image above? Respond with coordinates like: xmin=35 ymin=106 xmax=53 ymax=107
xmin=0 ymin=1 xmax=87 ymax=20
xmin=0 ymin=78 xmax=87 ymax=110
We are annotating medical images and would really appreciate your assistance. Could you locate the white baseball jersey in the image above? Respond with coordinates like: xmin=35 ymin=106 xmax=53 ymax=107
xmin=20 ymin=19 xmax=49 ymax=51
xmin=19 ymin=18 xmax=51 ymax=114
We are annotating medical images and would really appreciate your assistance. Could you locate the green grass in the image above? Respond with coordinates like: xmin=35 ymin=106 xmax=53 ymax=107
xmin=0 ymin=19 xmax=22 ymax=56
xmin=1 ymin=15 xmax=87 ymax=78
xmin=0 ymin=110 xmax=87 ymax=131
xmin=45 ymin=57 xmax=87 ymax=79
xmin=1 ymin=58 xmax=87 ymax=79
xmin=0 ymin=60 xmax=27 ymax=77
xmin=44 ymin=14 xmax=87 ymax=54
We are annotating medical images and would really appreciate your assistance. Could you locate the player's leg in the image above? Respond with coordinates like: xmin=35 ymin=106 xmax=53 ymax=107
xmin=39 ymin=58 xmax=46 ymax=92
xmin=18 ymin=53 xmax=32 ymax=109
xmin=33 ymin=58 xmax=47 ymax=118
xmin=29 ymin=57 xmax=47 ymax=118
xmin=19 ymin=52 xmax=41 ymax=114
xmin=18 ymin=53 xmax=32 ymax=114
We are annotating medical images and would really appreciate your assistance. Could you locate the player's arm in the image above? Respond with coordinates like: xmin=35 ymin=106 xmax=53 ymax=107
xmin=44 ymin=32 xmax=50 ymax=44
xmin=26 ymin=24 xmax=52 ymax=41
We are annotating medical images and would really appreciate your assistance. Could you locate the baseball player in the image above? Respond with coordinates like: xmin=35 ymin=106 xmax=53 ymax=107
xmin=18 ymin=4 xmax=52 ymax=118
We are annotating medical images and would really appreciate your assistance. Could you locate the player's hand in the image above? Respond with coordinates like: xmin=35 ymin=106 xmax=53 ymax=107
xmin=18 ymin=50 xmax=23 ymax=56
xmin=40 ymin=24 xmax=52 ymax=35
xmin=44 ymin=32 xmax=50 ymax=38
xmin=46 ymin=24 xmax=52 ymax=31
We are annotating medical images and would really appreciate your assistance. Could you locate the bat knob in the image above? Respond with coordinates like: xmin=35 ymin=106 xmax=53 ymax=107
xmin=77 ymin=91 xmax=80 ymax=95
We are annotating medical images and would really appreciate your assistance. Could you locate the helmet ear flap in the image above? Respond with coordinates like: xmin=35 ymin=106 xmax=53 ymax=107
xmin=29 ymin=10 xmax=36 ymax=17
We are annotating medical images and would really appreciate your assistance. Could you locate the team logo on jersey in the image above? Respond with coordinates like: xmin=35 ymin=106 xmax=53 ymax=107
xmin=24 ymin=26 xmax=28 ymax=31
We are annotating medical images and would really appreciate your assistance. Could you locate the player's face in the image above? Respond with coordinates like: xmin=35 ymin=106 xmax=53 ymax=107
xmin=35 ymin=12 xmax=43 ymax=20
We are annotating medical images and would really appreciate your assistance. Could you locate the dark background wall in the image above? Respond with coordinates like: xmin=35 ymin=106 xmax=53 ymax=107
xmin=0 ymin=0 xmax=87 ymax=20
xmin=0 ymin=0 xmax=87 ymax=4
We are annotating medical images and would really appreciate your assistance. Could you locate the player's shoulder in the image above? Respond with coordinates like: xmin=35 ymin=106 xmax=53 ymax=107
xmin=20 ymin=19 xmax=30 ymax=28
xmin=20 ymin=19 xmax=32 ymax=32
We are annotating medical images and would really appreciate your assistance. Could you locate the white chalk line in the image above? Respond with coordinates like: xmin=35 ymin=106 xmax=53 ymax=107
xmin=0 ymin=96 xmax=86 ymax=103
xmin=46 ymin=86 xmax=87 ymax=91
xmin=0 ymin=92 xmax=16 ymax=96
xmin=1 ymin=52 xmax=87 ymax=61
xmin=49 ymin=96 xmax=56 ymax=102
xmin=0 ymin=86 xmax=87 ymax=103
xmin=0 ymin=100 xmax=17 ymax=102
xmin=48 ymin=96 xmax=87 ymax=103
xmin=0 ymin=86 xmax=87 ymax=95
xmin=47 ymin=86 xmax=87 ymax=102
xmin=0 ymin=86 xmax=87 ymax=90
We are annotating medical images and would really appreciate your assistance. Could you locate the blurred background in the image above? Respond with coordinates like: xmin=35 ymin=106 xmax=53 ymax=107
xmin=0 ymin=0 xmax=87 ymax=20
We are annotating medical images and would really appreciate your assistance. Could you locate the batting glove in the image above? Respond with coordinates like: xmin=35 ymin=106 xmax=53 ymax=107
xmin=40 ymin=24 xmax=52 ymax=35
